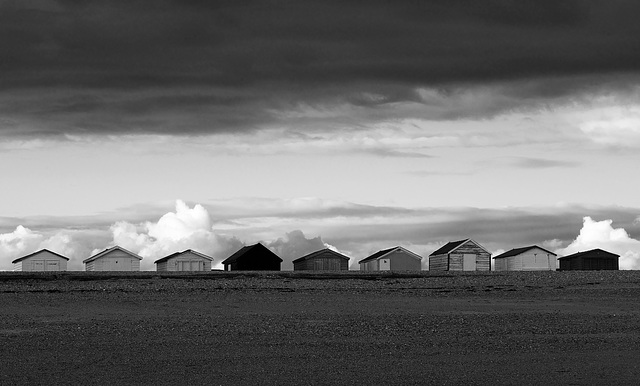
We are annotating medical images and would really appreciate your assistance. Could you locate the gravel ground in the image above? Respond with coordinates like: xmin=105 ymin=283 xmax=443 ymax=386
xmin=2 ymin=271 xmax=640 ymax=385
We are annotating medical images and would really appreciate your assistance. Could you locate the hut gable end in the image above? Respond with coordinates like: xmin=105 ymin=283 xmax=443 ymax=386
xmin=293 ymin=248 xmax=350 ymax=271
xmin=429 ymin=239 xmax=491 ymax=272
xmin=83 ymin=246 xmax=142 ymax=272
xmin=11 ymin=249 xmax=70 ymax=272
xmin=222 ymin=243 xmax=282 ymax=271
xmin=154 ymin=249 xmax=214 ymax=272
xmin=358 ymin=246 xmax=422 ymax=272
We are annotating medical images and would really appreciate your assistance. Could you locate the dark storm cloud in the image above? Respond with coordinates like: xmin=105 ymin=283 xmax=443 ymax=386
xmin=2 ymin=0 xmax=640 ymax=137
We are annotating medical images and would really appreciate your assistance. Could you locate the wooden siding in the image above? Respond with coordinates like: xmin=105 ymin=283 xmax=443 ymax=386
xmin=156 ymin=261 xmax=169 ymax=272
xmin=507 ymin=255 xmax=522 ymax=271
xmin=294 ymin=252 xmax=348 ymax=271
xmin=560 ymin=256 xmax=618 ymax=271
xmin=429 ymin=254 xmax=449 ymax=271
xmin=494 ymin=258 xmax=507 ymax=271
xmin=359 ymin=260 xmax=378 ymax=271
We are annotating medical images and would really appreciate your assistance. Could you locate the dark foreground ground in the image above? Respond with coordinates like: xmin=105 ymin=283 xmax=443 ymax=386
xmin=2 ymin=271 xmax=640 ymax=385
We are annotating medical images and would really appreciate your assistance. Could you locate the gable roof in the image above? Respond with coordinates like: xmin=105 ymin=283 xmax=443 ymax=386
xmin=429 ymin=239 xmax=467 ymax=256
xmin=358 ymin=246 xmax=422 ymax=264
xmin=429 ymin=239 xmax=489 ymax=256
xmin=292 ymin=248 xmax=350 ymax=264
xmin=83 ymin=245 xmax=143 ymax=264
xmin=11 ymin=249 xmax=70 ymax=264
xmin=221 ymin=243 xmax=283 ymax=265
xmin=493 ymin=245 xmax=557 ymax=259
xmin=154 ymin=249 xmax=214 ymax=264
xmin=558 ymin=248 xmax=620 ymax=260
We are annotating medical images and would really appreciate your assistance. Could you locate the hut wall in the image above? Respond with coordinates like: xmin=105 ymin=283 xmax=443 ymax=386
xmin=90 ymin=250 xmax=140 ymax=271
xmin=169 ymin=252 xmax=212 ymax=271
xmin=455 ymin=241 xmax=491 ymax=271
xmin=494 ymin=258 xmax=507 ymax=271
xmin=294 ymin=256 xmax=346 ymax=271
xmin=156 ymin=261 xmax=169 ymax=272
xmin=519 ymin=250 xmax=556 ymax=271
xmin=429 ymin=254 xmax=448 ymax=271
xmin=359 ymin=260 xmax=378 ymax=271
xmin=386 ymin=251 xmax=421 ymax=271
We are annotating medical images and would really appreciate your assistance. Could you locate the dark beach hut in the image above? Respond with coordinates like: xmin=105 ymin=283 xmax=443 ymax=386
xmin=558 ymin=248 xmax=619 ymax=270
xmin=221 ymin=243 xmax=282 ymax=271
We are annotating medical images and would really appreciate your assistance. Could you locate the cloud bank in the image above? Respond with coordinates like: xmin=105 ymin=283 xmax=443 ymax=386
xmin=2 ymin=1 xmax=640 ymax=140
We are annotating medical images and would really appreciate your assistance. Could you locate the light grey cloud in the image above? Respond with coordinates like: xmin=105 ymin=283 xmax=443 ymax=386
xmin=265 ymin=230 xmax=327 ymax=270
xmin=490 ymin=156 xmax=582 ymax=169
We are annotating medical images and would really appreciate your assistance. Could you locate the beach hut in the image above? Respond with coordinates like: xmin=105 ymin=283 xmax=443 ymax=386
xmin=558 ymin=248 xmax=619 ymax=270
xmin=292 ymin=248 xmax=350 ymax=271
xmin=221 ymin=243 xmax=282 ymax=271
xmin=83 ymin=246 xmax=142 ymax=271
xmin=429 ymin=239 xmax=491 ymax=271
xmin=11 ymin=249 xmax=69 ymax=272
xmin=154 ymin=249 xmax=213 ymax=272
xmin=359 ymin=246 xmax=422 ymax=271
xmin=493 ymin=245 xmax=557 ymax=271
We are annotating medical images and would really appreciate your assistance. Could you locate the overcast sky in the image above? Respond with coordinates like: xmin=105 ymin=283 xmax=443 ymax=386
xmin=2 ymin=0 xmax=640 ymax=270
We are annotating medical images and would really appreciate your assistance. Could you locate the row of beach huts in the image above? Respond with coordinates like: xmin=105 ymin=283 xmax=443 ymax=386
xmin=9 ymin=238 xmax=620 ymax=272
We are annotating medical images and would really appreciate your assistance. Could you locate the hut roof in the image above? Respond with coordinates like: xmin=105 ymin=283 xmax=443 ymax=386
xmin=429 ymin=239 xmax=489 ymax=256
xmin=221 ymin=243 xmax=282 ymax=265
xmin=493 ymin=245 xmax=557 ymax=259
xmin=12 ymin=249 xmax=70 ymax=264
xmin=83 ymin=245 xmax=143 ymax=263
xmin=292 ymin=248 xmax=350 ymax=264
xmin=558 ymin=248 xmax=619 ymax=260
xmin=154 ymin=249 xmax=213 ymax=264
xmin=358 ymin=246 xmax=422 ymax=264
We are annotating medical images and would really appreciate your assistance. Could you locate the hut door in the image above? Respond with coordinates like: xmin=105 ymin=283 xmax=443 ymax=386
xmin=463 ymin=254 xmax=476 ymax=271
xmin=380 ymin=259 xmax=391 ymax=271
xmin=46 ymin=261 xmax=59 ymax=271
xmin=33 ymin=260 xmax=44 ymax=271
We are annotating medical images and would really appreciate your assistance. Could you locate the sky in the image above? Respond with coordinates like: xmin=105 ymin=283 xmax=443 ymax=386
xmin=1 ymin=0 xmax=640 ymax=270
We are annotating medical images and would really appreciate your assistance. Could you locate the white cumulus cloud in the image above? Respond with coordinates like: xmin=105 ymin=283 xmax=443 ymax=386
xmin=0 ymin=226 xmax=84 ymax=270
xmin=108 ymin=200 xmax=242 ymax=270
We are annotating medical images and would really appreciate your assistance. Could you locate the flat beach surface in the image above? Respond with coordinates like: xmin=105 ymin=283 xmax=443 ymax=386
xmin=2 ymin=271 xmax=640 ymax=385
